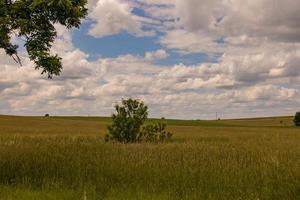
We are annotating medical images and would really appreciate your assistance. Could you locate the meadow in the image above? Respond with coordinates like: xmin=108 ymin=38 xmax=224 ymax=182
xmin=0 ymin=115 xmax=299 ymax=199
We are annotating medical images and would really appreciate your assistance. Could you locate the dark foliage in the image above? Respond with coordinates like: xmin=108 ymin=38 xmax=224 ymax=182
xmin=0 ymin=0 xmax=88 ymax=78
xmin=293 ymin=112 xmax=300 ymax=126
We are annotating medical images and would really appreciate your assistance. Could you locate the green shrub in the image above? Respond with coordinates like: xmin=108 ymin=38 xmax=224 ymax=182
xmin=141 ymin=123 xmax=172 ymax=143
xmin=106 ymin=98 xmax=172 ymax=143
xmin=142 ymin=123 xmax=172 ymax=142
xmin=293 ymin=112 xmax=300 ymax=126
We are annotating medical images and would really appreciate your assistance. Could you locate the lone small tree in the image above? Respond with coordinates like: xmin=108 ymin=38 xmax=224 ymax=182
xmin=293 ymin=112 xmax=300 ymax=126
xmin=106 ymin=98 xmax=148 ymax=143
xmin=106 ymin=98 xmax=172 ymax=143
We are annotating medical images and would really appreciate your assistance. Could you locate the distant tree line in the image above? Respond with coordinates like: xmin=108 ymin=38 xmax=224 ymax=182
xmin=294 ymin=112 xmax=300 ymax=126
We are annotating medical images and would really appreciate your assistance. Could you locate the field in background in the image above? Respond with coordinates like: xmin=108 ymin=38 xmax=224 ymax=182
xmin=0 ymin=115 xmax=299 ymax=199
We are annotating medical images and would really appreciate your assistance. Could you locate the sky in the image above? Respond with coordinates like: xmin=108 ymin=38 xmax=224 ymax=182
xmin=1 ymin=0 xmax=300 ymax=119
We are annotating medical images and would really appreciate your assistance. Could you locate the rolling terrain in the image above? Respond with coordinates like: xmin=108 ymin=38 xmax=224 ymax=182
xmin=0 ymin=115 xmax=299 ymax=199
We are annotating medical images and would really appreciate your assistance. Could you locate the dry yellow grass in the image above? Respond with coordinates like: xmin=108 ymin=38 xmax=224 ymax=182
xmin=0 ymin=115 xmax=299 ymax=199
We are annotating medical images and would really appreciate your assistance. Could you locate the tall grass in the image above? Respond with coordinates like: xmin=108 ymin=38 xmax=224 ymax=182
xmin=0 ymin=116 xmax=299 ymax=199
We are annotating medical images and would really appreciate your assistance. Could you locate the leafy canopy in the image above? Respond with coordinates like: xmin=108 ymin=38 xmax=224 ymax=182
xmin=0 ymin=0 xmax=88 ymax=78
xmin=107 ymin=98 xmax=148 ymax=143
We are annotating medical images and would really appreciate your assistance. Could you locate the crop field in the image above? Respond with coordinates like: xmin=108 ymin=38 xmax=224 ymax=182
xmin=0 ymin=115 xmax=299 ymax=200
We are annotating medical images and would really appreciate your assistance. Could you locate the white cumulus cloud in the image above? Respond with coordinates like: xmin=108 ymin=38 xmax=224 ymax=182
xmin=88 ymin=0 xmax=154 ymax=37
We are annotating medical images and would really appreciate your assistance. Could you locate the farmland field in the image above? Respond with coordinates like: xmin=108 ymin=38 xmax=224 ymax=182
xmin=0 ymin=115 xmax=299 ymax=200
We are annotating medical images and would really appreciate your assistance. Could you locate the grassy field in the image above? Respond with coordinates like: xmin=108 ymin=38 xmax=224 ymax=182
xmin=0 ymin=115 xmax=299 ymax=199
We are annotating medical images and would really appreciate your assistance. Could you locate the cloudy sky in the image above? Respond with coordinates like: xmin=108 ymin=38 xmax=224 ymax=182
xmin=1 ymin=0 xmax=300 ymax=119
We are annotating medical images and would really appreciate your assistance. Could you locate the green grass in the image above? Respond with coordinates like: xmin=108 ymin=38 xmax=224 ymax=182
xmin=0 ymin=115 xmax=299 ymax=199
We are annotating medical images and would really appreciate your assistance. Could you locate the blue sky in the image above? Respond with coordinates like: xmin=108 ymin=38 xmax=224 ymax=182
xmin=72 ymin=20 xmax=216 ymax=66
xmin=0 ymin=0 xmax=300 ymax=119
xmin=73 ymin=23 xmax=161 ymax=59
